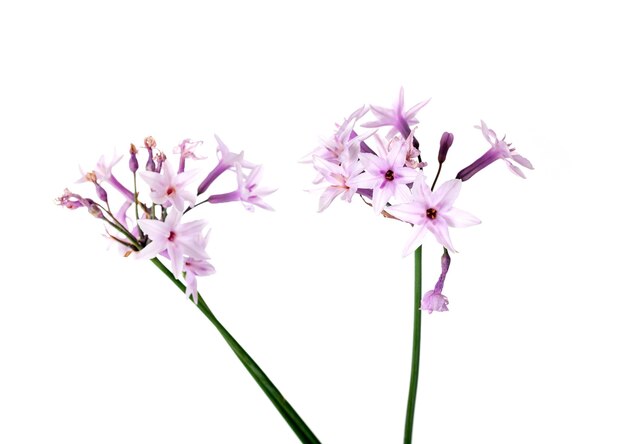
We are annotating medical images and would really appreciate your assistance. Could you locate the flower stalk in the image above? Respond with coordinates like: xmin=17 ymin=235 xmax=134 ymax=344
xmin=150 ymin=258 xmax=321 ymax=444
xmin=404 ymin=245 xmax=422 ymax=444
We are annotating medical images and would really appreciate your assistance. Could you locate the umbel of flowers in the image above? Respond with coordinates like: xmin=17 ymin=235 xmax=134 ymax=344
xmin=58 ymin=135 xmax=275 ymax=303
xmin=57 ymin=136 xmax=323 ymax=443
xmin=308 ymin=88 xmax=533 ymax=312
xmin=308 ymin=88 xmax=532 ymax=444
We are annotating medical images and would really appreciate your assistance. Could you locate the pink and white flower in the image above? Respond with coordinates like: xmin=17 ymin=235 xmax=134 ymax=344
xmin=347 ymin=135 xmax=419 ymax=214
xmin=386 ymin=176 xmax=480 ymax=255
xmin=135 ymin=210 xmax=209 ymax=278
xmin=312 ymin=151 xmax=363 ymax=212
xmin=140 ymin=160 xmax=198 ymax=211
xmin=362 ymin=88 xmax=430 ymax=138
xmin=208 ymin=164 xmax=275 ymax=211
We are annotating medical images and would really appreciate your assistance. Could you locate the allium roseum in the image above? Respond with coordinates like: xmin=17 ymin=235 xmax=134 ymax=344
xmin=386 ymin=176 xmax=480 ymax=255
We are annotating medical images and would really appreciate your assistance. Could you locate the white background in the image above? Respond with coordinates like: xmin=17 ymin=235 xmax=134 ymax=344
xmin=1 ymin=1 xmax=625 ymax=443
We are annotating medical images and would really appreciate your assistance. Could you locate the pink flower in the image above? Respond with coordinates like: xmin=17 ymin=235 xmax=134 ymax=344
xmin=312 ymin=152 xmax=363 ymax=212
xmin=422 ymin=249 xmax=451 ymax=314
xmin=309 ymin=106 xmax=370 ymax=165
xmin=456 ymin=121 xmax=533 ymax=181
xmin=174 ymin=138 xmax=205 ymax=173
xmin=347 ymin=135 xmax=419 ymax=214
xmin=140 ymin=160 xmax=198 ymax=211
xmin=183 ymin=257 xmax=216 ymax=304
xmin=78 ymin=152 xmax=134 ymax=201
xmin=386 ymin=176 xmax=480 ymax=255
xmin=422 ymin=290 xmax=449 ymax=313
xmin=208 ymin=164 xmax=275 ymax=211
xmin=135 ymin=210 xmax=209 ymax=278
xmin=197 ymin=135 xmax=254 ymax=195
xmin=362 ymin=88 xmax=430 ymax=138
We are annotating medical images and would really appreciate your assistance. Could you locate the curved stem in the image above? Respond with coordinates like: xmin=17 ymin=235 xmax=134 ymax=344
xmin=150 ymin=258 xmax=321 ymax=444
xmin=404 ymin=246 xmax=422 ymax=443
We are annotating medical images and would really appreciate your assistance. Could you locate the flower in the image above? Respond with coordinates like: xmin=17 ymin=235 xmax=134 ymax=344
xmin=197 ymin=135 xmax=253 ymax=195
xmin=135 ymin=210 xmax=209 ymax=278
xmin=140 ymin=160 xmax=198 ymax=211
xmin=312 ymin=152 xmax=363 ymax=212
xmin=174 ymin=138 xmax=205 ymax=173
xmin=347 ymin=134 xmax=419 ymax=214
xmin=362 ymin=87 xmax=430 ymax=138
xmin=422 ymin=290 xmax=449 ymax=313
xmin=456 ymin=121 xmax=533 ymax=181
xmin=422 ymin=249 xmax=451 ymax=314
xmin=208 ymin=164 xmax=275 ymax=211
xmin=386 ymin=176 xmax=480 ymax=255
xmin=183 ymin=257 xmax=216 ymax=304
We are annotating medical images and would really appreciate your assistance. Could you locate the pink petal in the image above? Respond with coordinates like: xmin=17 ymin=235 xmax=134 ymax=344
xmin=505 ymin=160 xmax=526 ymax=178
xmin=372 ymin=185 xmax=394 ymax=214
xmin=512 ymin=153 xmax=534 ymax=169
xmin=386 ymin=202 xmax=423 ymax=225
xmin=138 ymin=219 xmax=170 ymax=240
xmin=442 ymin=208 xmax=481 ymax=228
xmin=318 ymin=187 xmax=345 ymax=212
xmin=428 ymin=221 xmax=457 ymax=253
xmin=402 ymin=224 xmax=428 ymax=257
xmin=432 ymin=179 xmax=461 ymax=211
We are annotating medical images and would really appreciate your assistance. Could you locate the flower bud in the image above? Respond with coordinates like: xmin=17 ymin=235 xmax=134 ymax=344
xmin=144 ymin=136 xmax=157 ymax=149
xmin=438 ymin=132 xmax=454 ymax=164
xmin=129 ymin=144 xmax=139 ymax=173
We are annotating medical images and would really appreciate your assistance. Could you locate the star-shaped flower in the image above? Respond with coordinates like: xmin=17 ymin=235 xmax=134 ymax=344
xmin=362 ymin=88 xmax=430 ymax=138
xmin=135 ymin=210 xmax=209 ymax=278
xmin=457 ymin=121 xmax=533 ymax=181
xmin=140 ymin=160 xmax=198 ymax=211
xmin=347 ymin=135 xmax=419 ymax=214
xmin=386 ymin=176 xmax=480 ymax=255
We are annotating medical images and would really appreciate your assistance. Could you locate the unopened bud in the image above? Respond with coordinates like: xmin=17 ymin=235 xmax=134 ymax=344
xmin=438 ymin=132 xmax=454 ymax=164
xmin=129 ymin=144 xmax=139 ymax=173
xmin=85 ymin=171 xmax=98 ymax=183
xmin=87 ymin=201 xmax=104 ymax=219
xmin=94 ymin=182 xmax=108 ymax=202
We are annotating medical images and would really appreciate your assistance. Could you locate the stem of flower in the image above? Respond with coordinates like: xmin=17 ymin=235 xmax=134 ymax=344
xmin=404 ymin=245 xmax=422 ymax=444
xmin=149 ymin=258 xmax=321 ymax=444
xmin=431 ymin=163 xmax=443 ymax=191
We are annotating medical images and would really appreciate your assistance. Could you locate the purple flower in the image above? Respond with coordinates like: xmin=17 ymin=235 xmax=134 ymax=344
xmin=386 ymin=176 xmax=480 ymax=255
xmin=362 ymin=88 xmax=430 ymax=138
xmin=135 ymin=210 xmax=209 ymax=278
xmin=140 ymin=160 xmax=198 ymax=211
xmin=347 ymin=135 xmax=419 ymax=214
xmin=456 ymin=121 xmax=533 ymax=181
xmin=78 ymin=152 xmax=134 ymax=201
xmin=183 ymin=257 xmax=216 ymax=304
xmin=422 ymin=249 xmax=451 ymax=314
xmin=197 ymin=136 xmax=253 ymax=195
xmin=208 ymin=164 xmax=275 ymax=211
xmin=312 ymin=152 xmax=363 ymax=212
xmin=174 ymin=138 xmax=205 ymax=173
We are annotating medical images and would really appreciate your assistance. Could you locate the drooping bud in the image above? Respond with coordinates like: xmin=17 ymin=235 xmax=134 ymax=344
xmin=438 ymin=132 xmax=454 ymax=164
xmin=421 ymin=248 xmax=451 ymax=314
xmin=129 ymin=143 xmax=139 ymax=173
xmin=87 ymin=201 xmax=104 ymax=219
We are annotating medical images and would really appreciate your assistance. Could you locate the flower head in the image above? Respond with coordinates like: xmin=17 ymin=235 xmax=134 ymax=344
xmin=386 ymin=176 xmax=480 ymax=255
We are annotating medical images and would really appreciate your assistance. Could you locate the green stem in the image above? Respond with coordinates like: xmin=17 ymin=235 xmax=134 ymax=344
xmin=404 ymin=246 xmax=422 ymax=444
xmin=150 ymin=258 xmax=321 ymax=444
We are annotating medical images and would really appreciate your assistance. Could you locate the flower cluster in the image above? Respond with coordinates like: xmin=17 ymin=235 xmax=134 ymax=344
xmin=58 ymin=136 xmax=275 ymax=303
xmin=308 ymin=88 xmax=533 ymax=312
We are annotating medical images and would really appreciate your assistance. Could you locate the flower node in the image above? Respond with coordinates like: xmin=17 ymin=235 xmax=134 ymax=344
xmin=384 ymin=169 xmax=395 ymax=181
xmin=426 ymin=208 xmax=437 ymax=219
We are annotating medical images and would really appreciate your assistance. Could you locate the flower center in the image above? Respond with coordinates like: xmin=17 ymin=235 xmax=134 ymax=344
xmin=168 ymin=231 xmax=176 ymax=242
xmin=426 ymin=208 xmax=437 ymax=219
xmin=384 ymin=169 xmax=394 ymax=181
xmin=166 ymin=186 xmax=176 ymax=196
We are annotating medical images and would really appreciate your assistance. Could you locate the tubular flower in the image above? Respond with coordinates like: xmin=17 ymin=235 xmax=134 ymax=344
xmin=362 ymin=87 xmax=430 ymax=138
